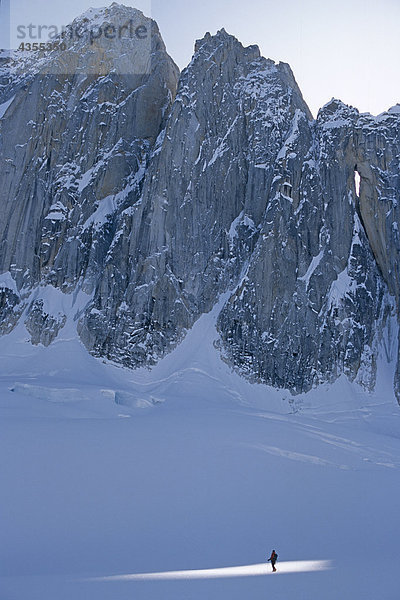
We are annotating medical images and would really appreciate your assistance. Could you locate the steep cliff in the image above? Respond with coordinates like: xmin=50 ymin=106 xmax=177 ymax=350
xmin=0 ymin=4 xmax=399 ymax=401
xmin=0 ymin=4 xmax=179 ymax=344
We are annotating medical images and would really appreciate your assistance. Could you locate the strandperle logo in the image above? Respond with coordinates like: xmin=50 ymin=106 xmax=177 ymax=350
xmin=16 ymin=19 xmax=149 ymax=47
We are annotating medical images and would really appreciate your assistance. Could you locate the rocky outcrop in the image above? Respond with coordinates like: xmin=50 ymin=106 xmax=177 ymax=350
xmin=218 ymin=99 xmax=396 ymax=393
xmin=352 ymin=105 xmax=400 ymax=398
xmin=25 ymin=299 xmax=67 ymax=346
xmin=0 ymin=272 xmax=23 ymax=335
xmin=0 ymin=4 xmax=399 ymax=401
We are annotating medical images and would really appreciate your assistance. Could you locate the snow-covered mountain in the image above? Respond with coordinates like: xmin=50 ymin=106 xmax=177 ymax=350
xmin=0 ymin=3 xmax=399 ymax=402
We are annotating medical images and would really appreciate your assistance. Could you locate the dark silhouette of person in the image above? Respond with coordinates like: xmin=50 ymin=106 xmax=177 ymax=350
xmin=267 ymin=549 xmax=278 ymax=572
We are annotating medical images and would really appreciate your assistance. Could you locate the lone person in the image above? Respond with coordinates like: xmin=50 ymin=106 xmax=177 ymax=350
xmin=267 ymin=549 xmax=278 ymax=572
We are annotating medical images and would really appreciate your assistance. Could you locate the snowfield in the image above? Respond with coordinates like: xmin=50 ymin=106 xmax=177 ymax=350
xmin=1 ymin=296 xmax=399 ymax=600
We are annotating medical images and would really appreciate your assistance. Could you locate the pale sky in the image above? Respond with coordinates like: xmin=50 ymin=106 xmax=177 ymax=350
xmin=1 ymin=0 xmax=400 ymax=116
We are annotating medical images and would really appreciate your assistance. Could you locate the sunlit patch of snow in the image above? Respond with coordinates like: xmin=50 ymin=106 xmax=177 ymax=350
xmin=87 ymin=560 xmax=333 ymax=581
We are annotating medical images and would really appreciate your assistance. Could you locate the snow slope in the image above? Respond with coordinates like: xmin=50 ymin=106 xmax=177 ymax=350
xmin=0 ymin=292 xmax=400 ymax=600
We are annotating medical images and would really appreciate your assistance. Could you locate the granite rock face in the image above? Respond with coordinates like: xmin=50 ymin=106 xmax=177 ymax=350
xmin=0 ymin=5 xmax=399 ymax=401
xmin=78 ymin=29 xmax=314 ymax=365
xmin=0 ymin=4 xmax=179 ymax=338
xmin=218 ymin=99 xmax=397 ymax=393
